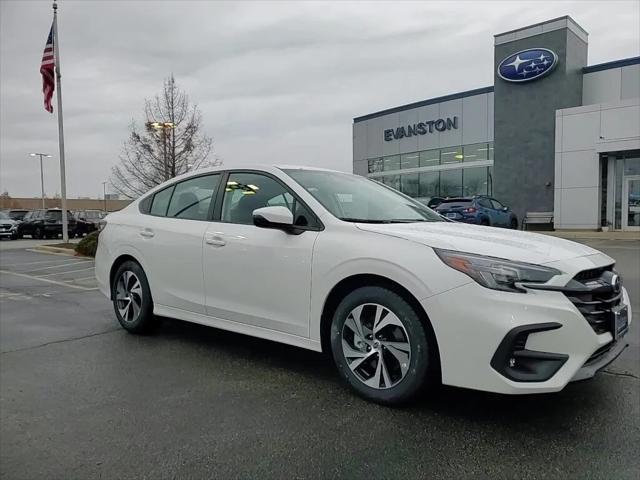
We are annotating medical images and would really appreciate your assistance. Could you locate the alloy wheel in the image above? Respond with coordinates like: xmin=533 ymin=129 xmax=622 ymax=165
xmin=341 ymin=303 xmax=411 ymax=389
xmin=115 ymin=270 xmax=143 ymax=323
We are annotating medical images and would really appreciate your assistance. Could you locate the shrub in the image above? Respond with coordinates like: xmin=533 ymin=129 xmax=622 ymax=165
xmin=75 ymin=231 xmax=99 ymax=257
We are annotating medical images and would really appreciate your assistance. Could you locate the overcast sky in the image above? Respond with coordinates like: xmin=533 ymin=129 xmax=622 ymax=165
xmin=1 ymin=0 xmax=639 ymax=198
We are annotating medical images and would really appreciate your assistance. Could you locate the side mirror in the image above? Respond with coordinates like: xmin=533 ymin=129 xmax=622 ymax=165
xmin=253 ymin=206 xmax=294 ymax=231
xmin=502 ymin=206 xmax=509 ymax=212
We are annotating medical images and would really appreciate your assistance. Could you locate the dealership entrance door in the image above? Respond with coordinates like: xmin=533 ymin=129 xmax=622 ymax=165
xmin=623 ymin=175 xmax=640 ymax=231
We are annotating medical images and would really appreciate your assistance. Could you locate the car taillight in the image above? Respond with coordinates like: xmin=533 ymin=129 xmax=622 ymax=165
xmin=463 ymin=207 xmax=477 ymax=213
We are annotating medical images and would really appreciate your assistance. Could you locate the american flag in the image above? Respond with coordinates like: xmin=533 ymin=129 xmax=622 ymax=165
xmin=40 ymin=24 xmax=55 ymax=113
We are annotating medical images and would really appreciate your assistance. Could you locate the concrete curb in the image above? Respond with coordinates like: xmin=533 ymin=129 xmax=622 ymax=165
xmin=30 ymin=245 xmax=81 ymax=256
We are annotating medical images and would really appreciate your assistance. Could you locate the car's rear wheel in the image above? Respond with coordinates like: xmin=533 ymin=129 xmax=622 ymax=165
xmin=330 ymin=286 xmax=434 ymax=405
xmin=480 ymin=218 xmax=490 ymax=226
xmin=510 ymin=218 xmax=518 ymax=229
xmin=112 ymin=261 xmax=156 ymax=334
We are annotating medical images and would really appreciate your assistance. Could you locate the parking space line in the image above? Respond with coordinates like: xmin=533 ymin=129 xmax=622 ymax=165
xmin=1 ymin=258 xmax=85 ymax=267
xmin=37 ymin=267 xmax=95 ymax=277
xmin=72 ymin=276 xmax=97 ymax=282
xmin=23 ymin=260 xmax=93 ymax=273
xmin=0 ymin=269 xmax=98 ymax=291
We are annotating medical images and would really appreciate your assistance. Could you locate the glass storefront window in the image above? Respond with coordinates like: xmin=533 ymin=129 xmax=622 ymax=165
xmin=440 ymin=169 xmax=463 ymax=197
xmin=383 ymin=155 xmax=400 ymax=171
xmin=440 ymin=147 xmax=463 ymax=165
xmin=488 ymin=142 xmax=494 ymax=161
xmin=401 ymin=173 xmax=420 ymax=197
xmin=401 ymin=153 xmax=420 ymax=170
xmin=463 ymin=143 xmax=489 ymax=162
xmin=419 ymin=171 xmax=440 ymax=199
xmin=487 ymin=166 xmax=493 ymax=195
xmin=381 ymin=174 xmax=401 ymax=190
xmin=367 ymin=158 xmax=383 ymax=173
xmin=615 ymin=157 xmax=624 ymax=229
xmin=420 ymin=149 xmax=440 ymax=167
xmin=625 ymin=156 xmax=640 ymax=175
xmin=463 ymin=167 xmax=488 ymax=196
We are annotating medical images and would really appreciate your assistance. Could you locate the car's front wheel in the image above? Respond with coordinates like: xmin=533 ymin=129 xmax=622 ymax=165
xmin=330 ymin=286 xmax=435 ymax=405
xmin=112 ymin=261 xmax=156 ymax=334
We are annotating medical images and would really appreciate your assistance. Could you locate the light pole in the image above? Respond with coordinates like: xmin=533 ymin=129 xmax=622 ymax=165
xmin=147 ymin=121 xmax=175 ymax=181
xmin=102 ymin=181 xmax=107 ymax=213
xmin=29 ymin=153 xmax=52 ymax=208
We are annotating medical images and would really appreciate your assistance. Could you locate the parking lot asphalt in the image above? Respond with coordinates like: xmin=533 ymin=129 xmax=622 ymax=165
xmin=1 ymin=240 xmax=639 ymax=479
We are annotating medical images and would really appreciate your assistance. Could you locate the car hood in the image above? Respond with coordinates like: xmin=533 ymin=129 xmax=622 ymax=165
xmin=0 ymin=218 xmax=17 ymax=226
xmin=355 ymin=221 xmax=603 ymax=265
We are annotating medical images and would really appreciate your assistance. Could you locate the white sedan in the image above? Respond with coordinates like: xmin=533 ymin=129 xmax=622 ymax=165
xmin=95 ymin=165 xmax=632 ymax=404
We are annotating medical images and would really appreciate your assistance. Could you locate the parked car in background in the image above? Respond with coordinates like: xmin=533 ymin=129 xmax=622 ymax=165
xmin=435 ymin=196 xmax=518 ymax=228
xmin=96 ymin=165 xmax=631 ymax=405
xmin=18 ymin=208 xmax=77 ymax=239
xmin=3 ymin=209 xmax=30 ymax=222
xmin=0 ymin=211 xmax=19 ymax=240
xmin=75 ymin=209 xmax=105 ymax=236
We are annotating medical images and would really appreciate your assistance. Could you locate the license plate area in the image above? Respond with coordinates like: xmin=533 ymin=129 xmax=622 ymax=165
xmin=612 ymin=304 xmax=629 ymax=340
xmin=446 ymin=213 xmax=459 ymax=219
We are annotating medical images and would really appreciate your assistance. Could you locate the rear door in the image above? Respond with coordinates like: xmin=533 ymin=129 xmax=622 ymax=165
xmin=137 ymin=173 xmax=222 ymax=314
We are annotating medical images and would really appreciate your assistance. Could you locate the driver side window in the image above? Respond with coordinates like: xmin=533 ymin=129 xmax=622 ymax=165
xmin=221 ymin=172 xmax=317 ymax=227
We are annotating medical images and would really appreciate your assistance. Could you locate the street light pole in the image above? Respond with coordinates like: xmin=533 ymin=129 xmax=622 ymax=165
xmin=29 ymin=153 xmax=52 ymax=209
xmin=102 ymin=181 xmax=107 ymax=212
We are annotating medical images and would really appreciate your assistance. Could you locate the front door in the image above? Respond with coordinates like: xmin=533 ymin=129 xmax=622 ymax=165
xmin=203 ymin=171 xmax=321 ymax=337
xmin=622 ymin=175 xmax=640 ymax=231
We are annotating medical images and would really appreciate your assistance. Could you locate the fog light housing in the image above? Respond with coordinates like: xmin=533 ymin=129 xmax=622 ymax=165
xmin=491 ymin=322 xmax=569 ymax=382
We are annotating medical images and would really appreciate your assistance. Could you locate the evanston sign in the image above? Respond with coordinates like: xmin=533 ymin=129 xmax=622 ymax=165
xmin=384 ymin=116 xmax=458 ymax=141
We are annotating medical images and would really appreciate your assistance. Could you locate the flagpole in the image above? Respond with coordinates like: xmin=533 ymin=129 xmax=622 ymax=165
xmin=53 ymin=0 xmax=69 ymax=243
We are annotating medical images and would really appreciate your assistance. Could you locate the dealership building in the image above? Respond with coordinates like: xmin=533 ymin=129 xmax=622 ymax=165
xmin=352 ymin=16 xmax=640 ymax=231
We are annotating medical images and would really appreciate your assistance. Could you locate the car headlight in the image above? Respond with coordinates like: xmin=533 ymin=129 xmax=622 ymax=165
xmin=434 ymin=249 xmax=561 ymax=293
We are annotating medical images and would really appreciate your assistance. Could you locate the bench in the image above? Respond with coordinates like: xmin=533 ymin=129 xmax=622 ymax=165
xmin=522 ymin=211 xmax=554 ymax=231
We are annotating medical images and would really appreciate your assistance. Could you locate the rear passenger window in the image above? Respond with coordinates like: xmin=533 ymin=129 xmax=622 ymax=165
xmin=167 ymin=174 xmax=221 ymax=221
xmin=150 ymin=186 xmax=174 ymax=216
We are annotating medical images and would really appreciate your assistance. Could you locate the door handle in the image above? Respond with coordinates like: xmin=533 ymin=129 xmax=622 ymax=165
xmin=140 ymin=229 xmax=155 ymax=238
xmin=205 ymin=234 xmax=226 ymax=247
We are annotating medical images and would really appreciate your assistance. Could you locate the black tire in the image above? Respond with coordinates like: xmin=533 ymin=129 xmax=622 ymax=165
xmin=111 ymin=260 xmax=156 ymax=334
xmin=10 ymin=233 xmax=18 ymax=240
xmin=34 ymin=227 xmax=44 ymax=239
xmin=480 ymin=218 xmax=490 ymax=226
xmin=330 ymin=286 xmax=435 ymax=405
xmin=510 ymin=218 xmax=518 ymax=229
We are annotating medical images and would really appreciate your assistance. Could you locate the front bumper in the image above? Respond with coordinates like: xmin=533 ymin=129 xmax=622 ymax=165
xmin=421 ymin=281 xmax=632 ymax=395
xmin=571 ymin=340 xmax=629 ymax=381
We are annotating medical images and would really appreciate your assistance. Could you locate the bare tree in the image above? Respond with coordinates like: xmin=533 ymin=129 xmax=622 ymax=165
xmin=111 ymin=75 xmax=218 ymax=198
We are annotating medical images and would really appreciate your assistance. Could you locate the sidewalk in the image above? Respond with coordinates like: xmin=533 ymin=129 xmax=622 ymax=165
xmin=539 ymin=230 xmax=640 ymax=241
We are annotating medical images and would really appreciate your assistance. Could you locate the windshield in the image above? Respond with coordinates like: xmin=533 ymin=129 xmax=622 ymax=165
xmin=284 ymin=169 xmax=443 ymax=223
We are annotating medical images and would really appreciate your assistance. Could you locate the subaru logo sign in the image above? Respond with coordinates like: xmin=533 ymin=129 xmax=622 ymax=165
xmin=498 ymin=48 xmax=558 ymax=83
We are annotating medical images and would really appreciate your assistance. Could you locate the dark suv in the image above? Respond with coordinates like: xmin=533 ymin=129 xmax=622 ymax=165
xmin=75 ymin=209 xmax=105 ymax=236
xmin=435 ymin=196 xmax=518 ymax=228
xmin=18 ymin=209 xmax=77 ymax=239
xmin=4 ymin=209 xmax=30 ymax=222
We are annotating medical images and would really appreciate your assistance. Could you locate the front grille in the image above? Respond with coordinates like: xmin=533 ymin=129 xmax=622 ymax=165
xmin=563 ymin=266 xmax=621 ymax=335
xmin=574 ymin=265 xmax=612 ymax=282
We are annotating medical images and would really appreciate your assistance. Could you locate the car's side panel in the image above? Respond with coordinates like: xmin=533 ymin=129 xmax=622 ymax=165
xmin=309 ymin=224 xmax=473 ymax=344
xmin=203 ymin=221 xmax=319 ymax=337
